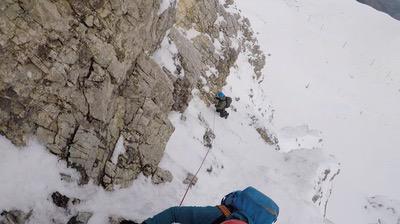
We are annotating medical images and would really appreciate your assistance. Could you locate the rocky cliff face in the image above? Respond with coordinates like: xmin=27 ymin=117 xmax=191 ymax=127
xmin=0 ymin=0 xmax=178 ymax=190
xmin=0 ymin=0 xmax=264 ymax=190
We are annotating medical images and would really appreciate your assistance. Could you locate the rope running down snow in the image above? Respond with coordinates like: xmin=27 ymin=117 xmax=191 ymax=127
xmin=179 ymin=112 xmax=216 ymax=206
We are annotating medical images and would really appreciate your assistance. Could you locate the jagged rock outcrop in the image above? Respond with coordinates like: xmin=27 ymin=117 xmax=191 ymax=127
xmin=51 ymin=191 xmax=80 ymax=209
xmin=183 ymin=172 xmax=198 ymax=187
xmin=202 ymin=128 xmax=215 ymax=148
xmin=256 ymin=127 xmax=280 ymax=150
xmin=165 ymin=0 xmax=265 ymax=107
xmin=51 ymin=191 xmax=70 ymax=209
xmin=0 ymin=210 xmax=31 ymax=224
xmin=0 ymin=0 xmax=265 ymax=189
xmin=67 ymin=212 xmax=92 ymax=224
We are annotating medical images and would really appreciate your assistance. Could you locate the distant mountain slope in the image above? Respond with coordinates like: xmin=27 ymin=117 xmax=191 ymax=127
xmin=364 ymin=196 xmax=400 ymax=223
xmin=235 ymin=0 xmax=400 ymax=223
xmin=357 ymin=0 xmax=400 ymax=20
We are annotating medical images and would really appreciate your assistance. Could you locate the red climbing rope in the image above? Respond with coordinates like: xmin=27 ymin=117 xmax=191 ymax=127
xmin=179 ymin=146 xmax=212 ymax=206
xmin=179 ymin=113 xmax=216 ymax=206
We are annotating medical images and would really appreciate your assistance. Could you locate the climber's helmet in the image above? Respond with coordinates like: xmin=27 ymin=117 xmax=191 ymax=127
xmin=216 ymin=91 xmax=225 ymax=99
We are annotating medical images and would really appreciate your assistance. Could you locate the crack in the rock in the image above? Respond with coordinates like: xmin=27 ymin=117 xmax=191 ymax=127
xmin=80 ymin=58 xmax=94 ymax=122
xmin=52 ymin=112 xmax=62 ymax=144
xmin=99 ymin=130 xmax=123 ymax=188
xmin=64 ymin=124 xmax=80 ymax=160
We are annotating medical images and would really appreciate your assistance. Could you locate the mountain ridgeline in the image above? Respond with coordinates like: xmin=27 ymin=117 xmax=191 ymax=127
xmin=357 ymin=0 xmax=400 ymax=20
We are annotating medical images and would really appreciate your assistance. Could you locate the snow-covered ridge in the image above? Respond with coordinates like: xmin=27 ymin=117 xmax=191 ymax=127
xmin=357 ymin=0 xmax=400 ymax=21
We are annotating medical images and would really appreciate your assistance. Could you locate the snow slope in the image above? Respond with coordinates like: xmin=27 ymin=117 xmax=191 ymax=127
xmin=364 ymin=196 xmax=400 ymax=223
xmin=234 ymin=0 xmax=400 ymax=223
xmin=0 ymin=51 xmax=339 ymax=223
xmin=3 ymin=0 xmax=398 ymax=224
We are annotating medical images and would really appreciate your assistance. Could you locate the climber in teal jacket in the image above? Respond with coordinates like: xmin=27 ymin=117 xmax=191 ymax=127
xmin=120 ymin=206 xmax=224 ymax=224
xmin=120 ymin=187 xmax=279 ymax=224
xmin=147 ymin=206 xmax=222 ymax=224
xmin=215 ymin=91 xmax=232 ymax=119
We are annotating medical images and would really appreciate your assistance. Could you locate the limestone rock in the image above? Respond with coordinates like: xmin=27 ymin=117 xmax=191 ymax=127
xmin=172 ymin=77 xmax=192 ymax=112
xmin=67 ymin=212 xmax=92 ymax=224
xmin=108 ymin=216 xmax=124 ymax=224
xmin=152 ymin=168 xmax=173 ymax=184
xmin=0 ymin=210 xmax=32 ymax=224
xmin=51 ymin=191 xmax=80 ymax=209
xmin=256 ymin=127 xmax=280 ymax=150
xmin=51 ymin=191 xmax=70 ymax=209
xmin=183 ymin=172 xmax=198 ymax=187
xmin=203 ymin=128 xmax=215 ymax=148
xmin=0 ymin=0 xmax=177 ymax=189
xmin=171 ymin=0 xmax=264 ymax=109
xmin=176 ymin=0 xmax=219 ymax=36
xmin=0 ymin=0 xmax=265 ymax=190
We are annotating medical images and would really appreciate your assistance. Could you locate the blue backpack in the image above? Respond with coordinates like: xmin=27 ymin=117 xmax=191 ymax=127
xmin=221 ymin=187 xmax=279 ymax=224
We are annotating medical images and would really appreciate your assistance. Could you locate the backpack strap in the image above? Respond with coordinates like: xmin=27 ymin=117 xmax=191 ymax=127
xmin=217 ymin=205 xmax=232 ymax=217
xmin=212 ymin=205 xmax=232 ymax=224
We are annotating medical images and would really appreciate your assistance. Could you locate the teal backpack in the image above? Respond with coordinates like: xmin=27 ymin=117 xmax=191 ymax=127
xmin=221 ymin=187 xmax=279 ymax=224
